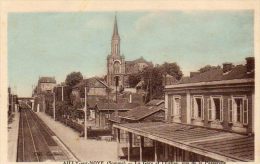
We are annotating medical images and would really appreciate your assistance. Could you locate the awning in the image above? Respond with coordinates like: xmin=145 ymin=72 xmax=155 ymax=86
xmin=113 ymin=122 xmax=254 ymax=162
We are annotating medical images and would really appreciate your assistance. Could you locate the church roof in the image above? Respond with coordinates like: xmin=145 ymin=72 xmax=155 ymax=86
xmin=126 ymin=57 xmax=153 ymax=65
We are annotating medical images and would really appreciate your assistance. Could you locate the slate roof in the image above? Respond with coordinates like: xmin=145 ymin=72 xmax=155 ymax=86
xmin=178 ymin=65 xmax=254 ymax=84
xmin=38 ymin=77 xmax=56 ymax=83
xmin=96 ymin=102 xmax=140 ymax=111
xmin=109 ymin=100 xmax=165 ymax=122
xmin=73 ymin=78 xmax=109 ymax=89
xmin=86 ymin=96 xmax=140 ymax=111
xmin=114 ymin=122 xmax=254 ymax=162
xmin=109 ymin=112 xmax=128 ymax=123
xmin=120 ymin=103 xmax=165 ymax=121
xmin=126 ymin=57 xmax=153 ymax=65
xmin=145 ymin=99 xmax=164 ymax=106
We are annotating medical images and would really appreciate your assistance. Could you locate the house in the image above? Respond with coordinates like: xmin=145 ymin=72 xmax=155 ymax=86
xmin=71 ymin=77 xmax=144 ymax=130
xmin=113 ymin=57 xmax=255 ymax=162
xmin=110 ymin=99 xmax=165 ymax=159
xmin=110 ymin=99 xmax=165 ymax=124
xmin=88 ymin=96 xmax=141 ymax=129
xmin=72 ymin=78 xmax=110 ymax=101
xmin=37 ymin=77 xmax=56 ymax=93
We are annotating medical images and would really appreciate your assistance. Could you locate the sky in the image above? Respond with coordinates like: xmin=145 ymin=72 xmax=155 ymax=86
xmin=8 ymin=11 xmax=253 ymax=97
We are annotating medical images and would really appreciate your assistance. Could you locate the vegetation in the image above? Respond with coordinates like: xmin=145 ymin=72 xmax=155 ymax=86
xmin=198 ymin=65 xmax=221 ymax=73
xmin=161 ymin=62 xmax=183 ymax=80
xmin=65 ymin=72 xmax=83 ymax=87
xmin=128 ymin=73 xmax=142 ymax=88
xmin=129 ymin=62 xmax=183 ymax=102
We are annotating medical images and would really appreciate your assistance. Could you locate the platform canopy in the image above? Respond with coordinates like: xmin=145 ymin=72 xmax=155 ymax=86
xmin=114 ymin=122 xmax=254 ymax=162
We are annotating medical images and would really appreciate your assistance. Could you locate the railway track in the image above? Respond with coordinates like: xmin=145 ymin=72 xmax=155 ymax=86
xmin=17 ymin=108 xmax=72 ymax=162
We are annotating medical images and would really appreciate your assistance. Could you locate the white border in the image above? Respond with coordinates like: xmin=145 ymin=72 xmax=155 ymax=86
xmin=0 ymin=0 xmax=259 ymax=163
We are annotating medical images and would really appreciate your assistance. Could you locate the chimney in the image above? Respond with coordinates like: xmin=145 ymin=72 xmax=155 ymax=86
xmin=190 ymin=72 xmax=199 ymax=78
xmin=223 ymin=63 xmax=233 ymax=73
xmin=245 ymin=57 xmax=254 ymax=73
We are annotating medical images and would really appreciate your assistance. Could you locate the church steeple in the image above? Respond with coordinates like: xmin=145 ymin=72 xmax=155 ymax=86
xmin=111 ymin=14 xmax=120 ymax=56
xmin=113 ymin=15 xmax=119 ymax=38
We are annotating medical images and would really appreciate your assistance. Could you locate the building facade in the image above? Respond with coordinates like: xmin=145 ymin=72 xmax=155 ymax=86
xmin=165 ymin=57 xmax=255 ymax=134
xmin=37 ymin=77 xmax=56 ymax=93
xmin=113 ymin=57 xmax=255 ymax=162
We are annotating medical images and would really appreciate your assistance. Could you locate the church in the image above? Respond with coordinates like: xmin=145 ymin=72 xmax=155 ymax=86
xmin=106 ymin=15 xmax=153 ymax=88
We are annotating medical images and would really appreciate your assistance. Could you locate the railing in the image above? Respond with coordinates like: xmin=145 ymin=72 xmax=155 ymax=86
xmin=55 ymin=116 xmax=112 ymax=139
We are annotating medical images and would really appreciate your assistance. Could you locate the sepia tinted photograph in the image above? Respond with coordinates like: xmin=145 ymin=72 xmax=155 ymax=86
xmin=1 ymin=0 xmax=259 ymax=163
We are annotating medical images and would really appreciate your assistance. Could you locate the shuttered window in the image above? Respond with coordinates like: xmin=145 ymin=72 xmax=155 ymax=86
xmin=229 ymin=96 xmax=248 ymax=124
xmin=191 ymin=97 xmax=194 ymax=119
xmin=170 ymin=96 xmax=174 ymax=116
xmin=201 ymin=98 xmax=204 ymax=120
xmin=220 ymin=97 xmax=223 ymax=122
xmin=208 ymin=96 xmax=223 ymax=122
xmin=243 ymin=98 xmax=248 ymax=125
xmin=208 ymin=98 xmax=212 ymax=121
xmin=171 ymin=96 xmax=181 ymax=117
xmin=192 ymin=96 xmax=204 ymax=120
xmin=228 ymin=98 xmax=233 ymax=123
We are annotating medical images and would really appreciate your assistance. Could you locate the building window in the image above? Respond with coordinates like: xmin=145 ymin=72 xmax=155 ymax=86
xmin=208 ymin=96 xmax=223 ymax=122
xmin=228 ymin=96 xmax=248 ymax=125
xmin=171 ymin=96 xmax=181 ymax=117
xmin=114 ymin=61 xmax=120 ymax=74
xmin=191 ymin=96 xmax=204 ymax=120
xmin=105 ymin=113 xmax=110 ymax=119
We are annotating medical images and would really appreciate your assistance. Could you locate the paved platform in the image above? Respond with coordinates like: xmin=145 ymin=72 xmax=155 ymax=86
xmin=36 ymin=112 xmax=118 ymax=161
xmin=8 ymin=112 xmax=20 ymax=162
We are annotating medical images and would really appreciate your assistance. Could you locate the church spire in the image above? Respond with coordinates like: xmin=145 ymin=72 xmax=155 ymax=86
xmin=113 ymin=14 xmax=119 ymax=38
xmin=111 ymin=13 xmax=120 ymax=56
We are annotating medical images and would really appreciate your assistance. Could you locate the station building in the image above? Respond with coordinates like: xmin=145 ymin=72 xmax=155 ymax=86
xmin=113 ymin=57 xmax=255 ymax=162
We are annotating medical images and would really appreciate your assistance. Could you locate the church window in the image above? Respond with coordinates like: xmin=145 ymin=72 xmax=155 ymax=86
xmin=114 ymin=61 xmax=120 ymax=74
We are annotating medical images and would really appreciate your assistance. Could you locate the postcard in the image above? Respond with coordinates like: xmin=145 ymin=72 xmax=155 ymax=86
xmin=0 ymin=0 xmax=259 ymax=163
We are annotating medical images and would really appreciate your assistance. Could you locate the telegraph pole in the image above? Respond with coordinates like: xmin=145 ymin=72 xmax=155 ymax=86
xmin=115 ymin=76 xmax=119 ymax=118
xmin=61 ymin=86 xmax=64 ymax=101
xmin=53 ymin=92 xmax=56 ymax=121
xmin=84 ymin=86 xmax=88 ymax=140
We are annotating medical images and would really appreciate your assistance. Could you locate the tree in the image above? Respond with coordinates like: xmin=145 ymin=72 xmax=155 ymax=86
xmin=65 ymin=72 xmax=83 ymax=87
xmin=160 ymin=62 xmax=183 ymax=80
xmin=140 ymin=62 xmax=183 ymax=102
xmin=198 ymin=65 xmax=221 ymax=73
xmin=142 ymin=66 xmax=164 ymax=102
xmin=128 ymin=73 xmax=142 ymax=88
xmin=55 ymin=101 xmax=70 ymax=118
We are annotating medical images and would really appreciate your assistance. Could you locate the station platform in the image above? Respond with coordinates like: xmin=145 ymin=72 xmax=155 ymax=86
xmin=36 ymin=112 xmax=118 ymax=161
xmin=8 ymin=112 xmax=20 ymax=162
